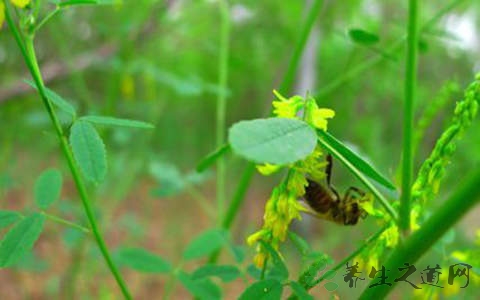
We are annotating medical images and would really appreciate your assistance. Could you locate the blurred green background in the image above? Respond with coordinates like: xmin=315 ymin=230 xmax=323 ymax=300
xmin=0 ymin=0 xmax=479 ymax=299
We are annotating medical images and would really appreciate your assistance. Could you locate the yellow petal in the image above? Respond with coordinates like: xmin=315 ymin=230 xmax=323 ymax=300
xmin=11 ymin=0 xmax=30 ymax=9
xmin=317 ymin=108 xmax=335 ymax=118
xmin=0 ymin=3 xmax=4 ymax=29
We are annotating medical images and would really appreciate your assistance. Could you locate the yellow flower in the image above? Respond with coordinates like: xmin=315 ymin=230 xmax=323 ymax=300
xmin=11 ymin=0 xmax=30 ymax=8
xmin=0 ymin=3 xmax=4 ymax=28
xmin=272 ymin=90 xmax=304 ymax=118
xmin=1 ymin=0 xmax=31 ymax=28
xmin=304 ymin=97 xmax=335 ymax=130
xmin=256 ymin=163 xmax=282 ymax=175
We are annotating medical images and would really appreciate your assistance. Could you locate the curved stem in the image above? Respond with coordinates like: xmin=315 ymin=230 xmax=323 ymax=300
xmin=400 ymin=0 xmax=419 ymax=233
xmin=4 ymin=4 xmax=132 ymax=299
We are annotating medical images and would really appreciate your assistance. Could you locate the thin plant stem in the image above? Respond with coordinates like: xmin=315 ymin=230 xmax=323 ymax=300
xmin=216 ymin=0 xmax=230 ymax=226
xmin=209 ymin=0 xmax=462 ymax=265
xmin=359 ymin=169 xmax=480 ymax=299
xmin=33 ymin=8 xmax=60 ymax=32
xmin=308 ymin=225 xmax=389 ymax=290
xmin=280 ymin=0 xmax=324 ymax=93
xmin=207 ymin=0 xmax=324 ymax=265
xmin=4 ymin=4 xmax=132 ymax=299
xmin=41 ymin=212 xmax=90 ymax=233
xmin=400 ymin=0 xmax=419 ymax=234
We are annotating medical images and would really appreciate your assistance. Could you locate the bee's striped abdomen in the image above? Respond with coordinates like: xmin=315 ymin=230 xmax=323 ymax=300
xmin=304 ymin=179 xmax=336 ymax=214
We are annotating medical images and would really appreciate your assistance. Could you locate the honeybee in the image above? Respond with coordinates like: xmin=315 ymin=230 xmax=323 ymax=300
xmin=303 ymin=154 xmax=368 ymax=225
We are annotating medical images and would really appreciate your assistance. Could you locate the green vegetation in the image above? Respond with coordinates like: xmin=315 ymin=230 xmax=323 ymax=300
xmin=1 ymin=0 xmax=479 ymax=299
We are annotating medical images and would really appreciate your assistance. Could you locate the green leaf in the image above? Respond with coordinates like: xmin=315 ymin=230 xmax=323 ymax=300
xmin=259 ymin=240 xmax=289 ymax=281
xmin=192 ymin=264 xmax=241 ymax=282
xmin=34 ymin=169 xmax=63 ymax=209
xmin=239 ymin=279 xmax=283 ymax=300
xmin=69 ymin=121 xmax=107 ymax=183
xmin=317 ymin=130 xmax=395 ymax=190
xmin=323 ymin=281 xmax=339 ymax=292
xmin=0 ymin=213 xmax=45 ymax=267
xmin=0 ymin=211 xmax=21 ymax=229
xmin=114 ymin=247 xmax=171 ymax=273
xmin=178 ymin=271 xmax=222 ymax=300
xmin=24 ymin=80 xmax=76 ymax=118
xmin=348 ymin=29 xmax=380 ymax=46
xmin=289 ymin=281 xmax=314 ymax=300
xmin=229 ymin=118 xmax=317 ymax=165
xmin=80 ymin=116 xmax=154 ymax=129
xmin=196 ymin=143 xmax=231 ymax=172
xmin=183 ymin=228 xmax=228 ymax=260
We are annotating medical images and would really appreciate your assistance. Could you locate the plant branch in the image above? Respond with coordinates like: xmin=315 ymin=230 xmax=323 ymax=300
xmin=216 ymin=0 xmax=230 ymax=226
xmin=4 ymin=3 xmax=132 ymax=299
xmin=400 ymin=0 xmax=419 ymax=233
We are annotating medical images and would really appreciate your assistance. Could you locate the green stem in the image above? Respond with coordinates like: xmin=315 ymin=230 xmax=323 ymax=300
xmin=33 ymin=7 xmax=60 ymax=32
xmin=359 ymin=169 xmax=480 ymax=299
xmin=216 ymin=0 xmax=230 ymax=226
xmin=400 ymin=0 xmax=419 ymax=233
xmin=41 ymin=212 xmax=90 ymax=233
xmin=163 ymin=261 xmax=184 ymax=300
xmin=207 ymin=0 xmax=324 ymax=265
xmin=313 ymin=0 xmax=464 ymax=100
xmin=4 ymin=4 xmax=132 ymax=299
xmin=280 ymin=0 xmax=324 ymax=93
xmin=308 ymin=225 xmax=388 ymax=290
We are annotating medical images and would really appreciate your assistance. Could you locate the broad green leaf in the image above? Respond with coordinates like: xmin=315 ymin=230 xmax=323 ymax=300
xmin=34 ymin=169 xmax=63 ymax=209
xmin=80 ymin=116 xmax=154 ymax=129
xmin=0 ymin=213 xmax=45 ymax=267
xmin=0 ymin=211 xmax=21 ymax=229
xmin=259 ymin=240 xmax=289 ymax=281
xmin=114 ymin=247 xmax=171 ymax=273
xmin=196 ymin=143 xmax=231 ymax=172
xmin=239 ymin=279 xmax=283 ymax=300
xmin=289 ymin=281 xmax=314 ymax=300
xmin=229 ymin=118 xmax=316 ymax=164
xmin=183 ymin=228 xmax=228 ymax=260
xmin=69 ymin=121 xmax=107 ymax=183
xmin=348 ymin=29 xmax=380 ymax=46
xmin=178 ymin=271 xmax=222 ymax=300
xmin=24 ymin=80 xmax=76 ymax=118
xmin=323 ymin=281 xmax=339 ymax=292
xmin=192 ymin=264 xmax=241 ymax=282
xmin=317 ymin=130 xmax=396 ymax=190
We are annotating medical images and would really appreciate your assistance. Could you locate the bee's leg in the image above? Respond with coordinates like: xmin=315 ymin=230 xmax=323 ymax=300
xmin=326 ymin=154 xmax=333 ymax=187
xmin=344 ymin=186 xmax=366 ymax=200
xmin=344 ymin=187 xmax=369 ymax=220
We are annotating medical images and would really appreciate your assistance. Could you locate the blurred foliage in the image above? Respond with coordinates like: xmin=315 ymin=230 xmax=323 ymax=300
xmin=1 ymin=0 xmax=479 ymax=299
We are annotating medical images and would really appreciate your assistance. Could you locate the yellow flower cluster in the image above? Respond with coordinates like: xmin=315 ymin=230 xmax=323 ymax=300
xmin=248 ymin=91 xmax=336 ymax=268
xmin=1 ymin=0 xmax=30 ymax=28
xmin=247 ymin=177 xmax=309 ymax=267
